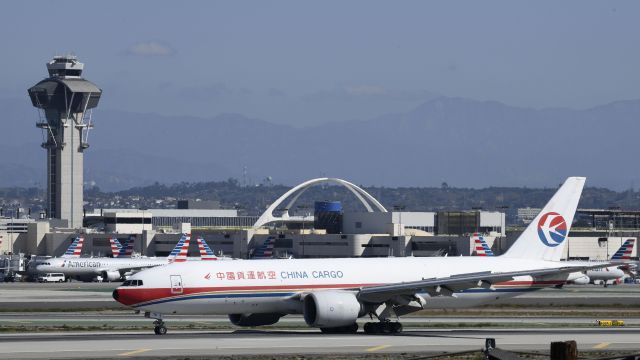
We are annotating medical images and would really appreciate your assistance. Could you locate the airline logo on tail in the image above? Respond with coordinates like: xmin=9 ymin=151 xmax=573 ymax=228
xmin=196 ymin=237 xmax=218 ymax=260
xmin=62 ymin=237 xmax=84 ymax=258
xmin=611 ymin=239 xmax=635 ymax=260
xmin=472 ymin=233 xmax=494 ymax=256
xmin=252 ymin=236 xmax=276 ymax=259
xmin=537 ymin=212 xmax=567 ymax=247
xmin=109 ymin=236 xmax=136 ymax=258
xmin=168 ymin=233 xmax=190 ymax=263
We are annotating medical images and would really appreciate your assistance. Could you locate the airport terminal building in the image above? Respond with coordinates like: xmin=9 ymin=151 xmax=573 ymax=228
xmin=2 ymin=178 xmax=637 ymax=265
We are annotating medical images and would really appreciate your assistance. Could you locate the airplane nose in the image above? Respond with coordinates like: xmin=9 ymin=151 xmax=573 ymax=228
xmin=112 ymin=289 xmax=119 ymax=301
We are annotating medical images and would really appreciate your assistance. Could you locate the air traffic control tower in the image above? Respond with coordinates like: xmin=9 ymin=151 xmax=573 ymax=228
xmin=28 ymin=55 xmax=102 ymax=228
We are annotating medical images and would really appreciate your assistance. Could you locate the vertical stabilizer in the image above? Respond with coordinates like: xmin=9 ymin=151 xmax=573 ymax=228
xmin=503 ymin=177 xmax=585 ymax=261
xmin=611 ymin=239 xmax=635 ymax=260
xmin=197 ymin=236 xmax=218 ymax=260
xmin=61 ymin=236 xmax=84 ymax=258
xmin=109 ymin=237 xmax=123 ymax=257
xmin=252 ymin=236 xmax=276 ymax=259
xmin=168 ymin=233 xmax=190 ymax=262
xmin=472 ymin=233 xmax=494 ymax=256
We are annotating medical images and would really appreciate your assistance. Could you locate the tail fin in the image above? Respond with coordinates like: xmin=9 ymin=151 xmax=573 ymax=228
xmin=472 ymin=233 xmax=494 ymax=256
xmin=122 ymin=235 xmax=135 ymax=257
xmin=503 ymin=177 xmax=585 ymax=262
xmin=252 ymin=236 xmax=276 ymax=259
xmin=109 ymin=237 xmax=123 ymax=257
xmin=196 ymin=236 xmax=218 ymax=260
xmin=167 ymin=233 xmax=190 ymax=263
xmin=62 ymin=237 xmax=84 ymax=258
xmin=611 ymin=239 xmax=635 ymax=260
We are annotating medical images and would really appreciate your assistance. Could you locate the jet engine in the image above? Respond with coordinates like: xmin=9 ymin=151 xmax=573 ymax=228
xmin=566 ymin=272 xmax=590 ymax=285
xmin=570 ymin=275 xmax=590 ymax=285
xmin=102 ymin=270 xmax=121 ymax=282
xmin=303 ymin=291 xmax=364 ymax=328
xmin=228 ymin=313 xmax=283 ymax=326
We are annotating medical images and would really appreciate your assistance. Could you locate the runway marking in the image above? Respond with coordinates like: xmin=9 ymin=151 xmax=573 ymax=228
xmin=593 ymin=342 xmax=611 ymax=349
xmin=366 ymin=345 xmax=391 ymax=352
xmin=119 ymin=348 xmax=151 ymax=357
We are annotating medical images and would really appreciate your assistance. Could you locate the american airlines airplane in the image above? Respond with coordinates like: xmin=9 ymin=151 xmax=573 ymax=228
xmin=113 ymin=177 xmax=610 ymax=335
xmin=35 ymin=233 xmax=192 ymax=282
xmin=473 ymin=233 xmax=629 ymax=285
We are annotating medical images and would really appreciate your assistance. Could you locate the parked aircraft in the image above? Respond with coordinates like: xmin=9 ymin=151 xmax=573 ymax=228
xmin=474 ymin=232 xmax=628 ymax=286
xmin=114 ymin=177 xmax=613 ymax=335
xmin=34 ymin=233 xmax=191 ymax=282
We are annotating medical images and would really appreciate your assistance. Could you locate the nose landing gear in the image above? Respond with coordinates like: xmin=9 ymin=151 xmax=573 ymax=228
xmin=145 ymin=312 xmax=167 ymax=335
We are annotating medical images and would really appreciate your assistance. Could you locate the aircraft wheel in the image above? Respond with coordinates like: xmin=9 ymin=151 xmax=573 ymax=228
xmin=154 ymin=325 xmax=167 ymax=335
xmin=364 ymin=322 xmax=379 ymax=334
xmin=391 ymin=322 xmax=403 ymax=333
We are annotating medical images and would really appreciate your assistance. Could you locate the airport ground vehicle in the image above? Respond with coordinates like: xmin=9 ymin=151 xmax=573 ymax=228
xmin=37 ymin=273 xmax=66 ymax=283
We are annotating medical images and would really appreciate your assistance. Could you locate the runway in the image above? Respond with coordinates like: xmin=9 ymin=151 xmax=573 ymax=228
xmin=0 ymin=283 xmax=639 ymax=358
xmin=0 ymin=328 xmax=638 ymax=359
xmin=1 ymin=283 xmax=639 ymax=310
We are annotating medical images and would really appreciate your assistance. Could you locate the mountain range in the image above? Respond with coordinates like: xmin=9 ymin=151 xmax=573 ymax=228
xmin=1 ymin=96 xmax=639 ymax=191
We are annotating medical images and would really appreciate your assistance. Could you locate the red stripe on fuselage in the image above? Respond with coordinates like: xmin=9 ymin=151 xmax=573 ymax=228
xmin=115 ymin=279 xmax=565 ymax=307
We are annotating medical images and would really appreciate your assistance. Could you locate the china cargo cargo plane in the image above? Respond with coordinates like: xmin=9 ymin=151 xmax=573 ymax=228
xmin=113 ymin=177 xmax=611 ymax=335
xmin=473 ymin=234 xmax=629 ymax=285
xmin=35 ymin=233 xmax=192 ymax=282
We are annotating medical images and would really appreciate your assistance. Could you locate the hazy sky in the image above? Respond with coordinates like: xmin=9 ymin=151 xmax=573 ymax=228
xmin=2 ymin=1 xmax=639 ymax=126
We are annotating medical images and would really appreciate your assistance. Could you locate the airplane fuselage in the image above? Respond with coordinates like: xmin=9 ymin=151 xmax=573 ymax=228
xmin=115 ymin=256 xmax=572 ymax=315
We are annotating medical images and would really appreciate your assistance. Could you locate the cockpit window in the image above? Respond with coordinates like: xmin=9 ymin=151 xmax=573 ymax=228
xmin=122 ymin=280 xmax=143 ymax=287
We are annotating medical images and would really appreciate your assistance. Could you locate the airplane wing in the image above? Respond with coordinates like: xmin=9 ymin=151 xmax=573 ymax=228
xmin=356 ymin=265 xmax=609 ymax=304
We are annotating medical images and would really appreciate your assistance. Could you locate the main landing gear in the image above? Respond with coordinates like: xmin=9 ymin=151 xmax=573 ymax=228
xmin=363 ymin=321 xmax=403 ymax=334
xmin=153 ymin=319 xmax=167 ymax=335
xmin=320 ymin=323 xmax=359 ymax=334
xmin=362 ymin=301 xmax=404 ymax=334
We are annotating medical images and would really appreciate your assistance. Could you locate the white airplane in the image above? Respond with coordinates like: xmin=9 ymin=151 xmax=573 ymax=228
xmin=35 ymin=233 xmax=192 ymax=282
xmin=113 ymin=177 xmax=610 ymax=335
xmin=473 ymin=234 xmax=629 ymax=285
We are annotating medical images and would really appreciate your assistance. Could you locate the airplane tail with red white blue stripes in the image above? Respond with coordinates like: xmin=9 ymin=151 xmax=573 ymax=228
xmin=611 ymin=239 xmax=635 ymax=260
xmin=472 ymin=233 xmax=495 ymax=256
xmin=110 ymin=235 xmax=136 ymax=258
xmin=196 ymin=236 xmax=218 ymax=260
xmin=61 ymin=237 xmax=84 ymax=258
xmin=167 ymin=233 xmax=190 ymax=263
xmin=252 ymin=236 xmax=276 ymax=259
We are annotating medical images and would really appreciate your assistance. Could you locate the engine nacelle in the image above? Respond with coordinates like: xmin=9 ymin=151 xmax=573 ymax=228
xmin=303 ymin=291 xmax=364 ymax=328
xmin=571 ymin=275 xmax=590 ymax=285
xmin=102 ymin=270 xmax=121 ymax=282
xmin=566 ymin=272 xmax=590 ymax=285
xmin=228 ymin=313 xmax=283 ymax=327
